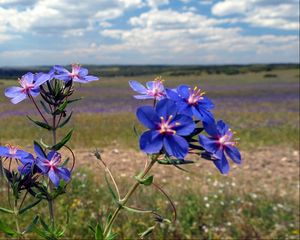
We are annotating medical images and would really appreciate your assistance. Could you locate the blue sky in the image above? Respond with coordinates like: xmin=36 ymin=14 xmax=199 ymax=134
xmin=0 ymin=0 xmax=299 ymax=66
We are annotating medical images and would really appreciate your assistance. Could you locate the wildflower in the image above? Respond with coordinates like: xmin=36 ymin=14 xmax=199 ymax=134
xmin=166 ymin=85 xmax=215 ymax=123
xmin=4 ymin=72 xmax=50 ymax=104
xmin=137 ymin=99 xmax=195 ymax=159
xmin=129 ymin=77 xmax=166 ymax=100
xmin=0 ymin=144 xmax=31 ymax=159
xmin=199 ymin=120 xmax=241 ymax=174
xmin=18 ymin=154 xmax=37 ymax=175
xmin=53 ymin=64 xmax=99 ymax=83
xmin=34 ymin=143 xmax=70 ymax=187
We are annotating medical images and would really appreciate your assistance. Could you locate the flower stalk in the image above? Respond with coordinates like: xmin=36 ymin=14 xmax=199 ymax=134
xmin=103 ymin=155 xmax=158 ymax=237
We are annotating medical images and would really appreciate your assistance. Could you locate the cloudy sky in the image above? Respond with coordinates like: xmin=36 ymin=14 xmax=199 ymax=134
xmin=0 ymin=0 xmax=299 ymax=66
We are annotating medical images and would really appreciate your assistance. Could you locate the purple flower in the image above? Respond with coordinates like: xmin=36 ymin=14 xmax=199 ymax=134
xmin=53 ymin=64 xmax=99 ymax=83
xmin=34 ymin=143 xmax=70 ymax=187
xmin=129 ymin=77 xmax=166 ymax=100
xmin=199 ymin=120 xmax=241 ymax=174
xmin=4 ymin=72 xmax=50 ymax=104
xmin=166 ymin=85 xmax=215 ymax=123
xmin=0 ymin=144 xmax=31 ymax=159
xmin=137 ymin=99 xmax=195 ymax=159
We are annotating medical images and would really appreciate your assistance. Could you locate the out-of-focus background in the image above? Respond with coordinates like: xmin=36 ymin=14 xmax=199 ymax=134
xmin=0 ymin=0 xmax=299 ymax=239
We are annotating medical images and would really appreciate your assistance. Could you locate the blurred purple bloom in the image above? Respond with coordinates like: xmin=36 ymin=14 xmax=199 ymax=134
xmin=0 ymin=144 xmax=31 ymax=159
xmin=4 ymin=72 xmax=50 ymax=104
xmin=18 ymin=154 xmax=36 ymax=175
xmin=199 ymin=120 xmax=241 ymax=174
xmin=34 ymin=143 xmax=70 ymax=187
xmin=166 ymin=85 xmax=215 ymax=123
xmin=54 ymin=64 xmax=99 ymax=83
xmin=137 ymin=99 xmax=195 ymax=159
xmin=129 ymin=77 xmax=166 ymax=100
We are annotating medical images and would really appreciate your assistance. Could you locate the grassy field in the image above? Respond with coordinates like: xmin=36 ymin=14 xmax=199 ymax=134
xmin=0 ymin=67 xmax=299 ymax=239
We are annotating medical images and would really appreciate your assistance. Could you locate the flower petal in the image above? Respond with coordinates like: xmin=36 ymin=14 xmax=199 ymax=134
xmin=5 ymin=87 xmax=23 ymax=98
xmin=83 ymin=75 xmax=99 ymax=82
xmin=199 ymin=135 xmax=220 ymax=153
xmin=172 ymin=114 xmax=195 ymax=136
xmin=134 ymin=95 xmax=154 ymax=99
xmin=199 ymin=96 xmax=214 ymax=109
xmin=136 ymin=106 xmax=160 ymax=129
xmin=225 ymin=145 xmax=241 ymax=164
xmin=163 ymin=135 xmax=189 ymax=159
xmin=79 ymin=67 xmax=88 ymax=76
xmin=177 ymin=85 xmax=190 ymax=99
xmin=48 ymin=169 xmax=60 ymax=187
xmin=34 ymin=142 xmax=46 ymax=158
xmin=166 ymin=88 xmax=181 ymax=101
xmin=155 ymin=99 xmax=177 ymax=119
xmin=57 ymin=167 xmax=71 ymax=182
xmin=34 ymin=73 xmax=51 ymax=86
xmin=203 ymin=121 xmax=219 ymax=137
xmin=129 ymin=80 xmax=147 ymax=94
xmin=22 ymin=72 xmax=34 ymax=84
xmin=193 ymin=106 xmax=215 ymax=123
xmin=11 ymin=94 xmax=27 ymax=104
xmin=140 ymin=130 xmax=163 ymax=154
xmin=0 ymin=146 xmax=8 ymax=157
xmin=213 ymin=153 xmax=230 ymax=174
xmin=216 ymin=120 xmax=229 ymax=136
xmin=53 ymin=65 xmax=70 ymax=74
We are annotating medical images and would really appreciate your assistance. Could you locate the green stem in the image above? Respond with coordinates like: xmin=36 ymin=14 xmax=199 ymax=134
xmin=103 ymin=156 xmax=158 ymax=237
xmin=14 ymin=199 xmax=20 ymax=234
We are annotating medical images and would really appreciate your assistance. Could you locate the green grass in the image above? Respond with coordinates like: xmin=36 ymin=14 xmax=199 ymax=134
xmin=0 ymin=168 xmax=299 ymax=239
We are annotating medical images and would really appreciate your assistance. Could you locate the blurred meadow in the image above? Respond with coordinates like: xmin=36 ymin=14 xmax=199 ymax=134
xmin=0 ymin=65 xmax=299 ymax=239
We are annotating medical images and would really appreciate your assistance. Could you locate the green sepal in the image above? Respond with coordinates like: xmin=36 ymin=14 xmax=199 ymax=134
xmin=27 ymin=115 xmax=52 ymax=130
xmin=135 ymin=175 xmax=154 ymax=186
xmin=67 ymin=97 xmax=82 ymax=104
xmin=51 ymin=129 xmax=73 ymax=151
xmin=0 ymin=207 xmax=14 ymax=214
xmin=57 ymin=112 xmax=73 ymax=128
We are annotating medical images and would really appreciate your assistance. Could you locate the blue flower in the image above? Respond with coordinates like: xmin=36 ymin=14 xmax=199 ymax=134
xmin=137 ymin=99 xmax=195 ymax=159
xmin=53 ymin=64 xmax=99 ymax=83
xmin=18 ymin=154 xmax=37 ymax=175
xmin=0 ymin=144 xmax=31 ymax=159
xmin=166 ymin=85 xmax=215 ymax=123
xmin=4 ymin=72 xmax=50 ymax=104
xmin=199 ymin=120 xmax=241 ymax=174
xmin=34 ymin=143 xmax=71 ymax=187
xmin=129 ymin=77 xmax=166 ymax=100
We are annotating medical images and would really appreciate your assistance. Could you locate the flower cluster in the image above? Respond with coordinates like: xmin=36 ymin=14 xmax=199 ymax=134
xmin=5 ymin=64 xmax=99 ymax=104
xmin=130 ymin=78 xmax=242 ymax=174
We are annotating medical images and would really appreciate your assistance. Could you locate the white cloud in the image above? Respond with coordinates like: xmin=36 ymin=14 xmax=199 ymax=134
xmin=212 ymin=0 xmax=299 ymax=30
xmin=147 ymin=0 xmax=169 ymax=9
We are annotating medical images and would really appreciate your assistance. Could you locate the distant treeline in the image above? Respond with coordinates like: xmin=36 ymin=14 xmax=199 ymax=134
xmin=0 ymin=64 xmax=299 ymax=79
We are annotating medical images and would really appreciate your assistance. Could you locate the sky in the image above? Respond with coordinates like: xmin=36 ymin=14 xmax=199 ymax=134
xmin=0 ymin=0 xmax=299 ymax=66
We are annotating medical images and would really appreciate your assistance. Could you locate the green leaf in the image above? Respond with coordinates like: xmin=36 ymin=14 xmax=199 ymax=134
xmin=135 ymin=175 xmax=154 ymax=186
xmin=95 ymin=223 xmax=104 ymax=240
xmin=53 ymin=101 xmax=68 ymax=115
xmin=51 ymin=129 xmax=73 ymax=151
xmin=27 ymin=115 xmax=52 ymax=130
xmin=23 ymin=215 xmax=39 ymax=234
xmin=132 ymin=124 xmax=140 ymax=137
xmin=40 ymin=101 xmax=51 ymax=114
xmin=40 ymin=139 xmax=51 ymax=149
xmin=139 ymin=226 xmax=155 ymax=239
xmin=157 ymin=157 xmax=194 ymax=165
xmin=67 ymin=97 xmax=82 ymax=104
xmin=57 ymin=112 xmax=73 ymax=128
xmin=19 ymin=199 xmax=42 ymax=215
xmin=0 ymin=220 xmax=19 ymax=237
xmin=40 ymin=217 xmax=50 ymax=232
xmin=0 ymin=207 xmax=14 ymax=214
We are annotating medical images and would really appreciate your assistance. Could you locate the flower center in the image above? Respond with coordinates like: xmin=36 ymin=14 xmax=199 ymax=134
xmin=7 ymin=144 xmax=18 ymax=155
xmin=158 ymin=115 xmax=180 ymax=135
xmin=218 ymin=129 xmax=238 ymax=146
xmin=19 ymin=78 xmax=34 ymax=93
xmin=47 ymin=153 xmax=61 ymax=169
xmin=187 ymin=86 xmax=205 ymax=105
xmin=71 ymin=64 xmax=81 ymax=78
